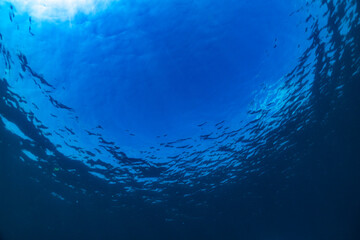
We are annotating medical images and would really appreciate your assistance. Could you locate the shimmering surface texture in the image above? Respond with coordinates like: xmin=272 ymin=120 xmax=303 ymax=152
xmin=0 ymin=0 xmax=360 ymax=239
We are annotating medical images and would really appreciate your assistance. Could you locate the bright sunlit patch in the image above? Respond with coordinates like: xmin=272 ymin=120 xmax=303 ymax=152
xmin=9 ymin=0 xmax=109 ymax=21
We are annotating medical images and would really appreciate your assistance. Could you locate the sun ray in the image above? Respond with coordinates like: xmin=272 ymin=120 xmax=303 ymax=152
xmin=9 ymin=0 xmax=110 ymax=21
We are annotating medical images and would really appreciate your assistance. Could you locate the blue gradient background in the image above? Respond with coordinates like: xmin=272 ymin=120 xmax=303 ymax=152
xmin=8 ymin=0 xmax=308 ymax=151
xmin=1 ymin=0 xmax=360 ymax=239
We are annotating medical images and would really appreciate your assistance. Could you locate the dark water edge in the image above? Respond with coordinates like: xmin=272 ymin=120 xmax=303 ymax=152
xmin=1 ymin=117 xmax=360 ymax=239
xmin=1 ymin=0 xmax=360 ymax=239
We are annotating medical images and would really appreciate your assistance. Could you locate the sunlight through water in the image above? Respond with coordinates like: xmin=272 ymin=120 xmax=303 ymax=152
xmin=8 ymin=0 xmax=110 ymax=20
xmin=1 ymin=0 xmax=360 ymax=238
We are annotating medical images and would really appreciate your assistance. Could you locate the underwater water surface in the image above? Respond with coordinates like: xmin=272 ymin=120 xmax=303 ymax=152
xmin=0 ymin=0 xmax=360 ymax=239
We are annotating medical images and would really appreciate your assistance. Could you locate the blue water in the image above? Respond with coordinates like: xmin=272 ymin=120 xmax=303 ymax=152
xmin=0 ymin=0 xmax=360 ymax=239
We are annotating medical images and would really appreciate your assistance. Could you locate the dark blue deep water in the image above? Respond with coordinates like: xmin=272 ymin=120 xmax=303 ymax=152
xmin=1 ymin=0 xmax=360 ymax=239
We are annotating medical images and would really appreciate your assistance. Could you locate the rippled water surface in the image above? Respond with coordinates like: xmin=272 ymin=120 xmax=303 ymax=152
xmin=0 ymin=0 xmax=360 ymax=239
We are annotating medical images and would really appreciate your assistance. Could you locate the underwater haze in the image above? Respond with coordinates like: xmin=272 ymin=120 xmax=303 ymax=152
xmin=1 ymin=0 xmax=360 ymax=239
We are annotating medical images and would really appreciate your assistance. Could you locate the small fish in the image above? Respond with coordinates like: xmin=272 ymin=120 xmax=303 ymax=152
xmin=215 ymin=120 xmax=225 ymax=126
xmin=197 ymin=122 xmax=207 ymax=127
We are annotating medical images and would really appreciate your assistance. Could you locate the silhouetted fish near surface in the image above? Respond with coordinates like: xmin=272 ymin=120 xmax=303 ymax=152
xmin=197 ymin=122 xmax=207 ymax=127
xmin=215 ymin=120 xmax=225 ymax=126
